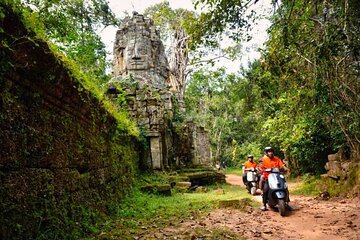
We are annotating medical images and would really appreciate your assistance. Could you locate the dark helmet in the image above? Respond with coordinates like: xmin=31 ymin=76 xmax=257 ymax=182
xmin=264 ymin=147 xmax=273 ymax=153
xmin=247 ymin=155 xmax=254 ymax=159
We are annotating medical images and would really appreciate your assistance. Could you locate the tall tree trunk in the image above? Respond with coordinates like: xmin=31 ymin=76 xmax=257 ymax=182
xmin=168 ymin=29 xmax=189 ymax=105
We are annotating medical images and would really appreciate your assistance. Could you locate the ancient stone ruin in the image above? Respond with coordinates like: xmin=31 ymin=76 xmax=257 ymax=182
xmin=323 ymin=151 xmax=357 ymax=182
xmin=108 ymin=12 xmax=211 ymax=170
xmin=0 ymin=6 xmax=138 ymax=237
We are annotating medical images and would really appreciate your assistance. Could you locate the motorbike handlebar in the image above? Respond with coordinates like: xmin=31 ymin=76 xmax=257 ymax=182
xmin=244 ymin=168 xmax=256 ymax=171
xmin=264 ymin=167 xmax=286 ymax=173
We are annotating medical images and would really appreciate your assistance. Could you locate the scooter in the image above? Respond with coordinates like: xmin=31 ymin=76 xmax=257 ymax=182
xmin=265 ymin=167 xmax=289 ymax=216
xmin=244 ymin=167 xmax=258 ymax=195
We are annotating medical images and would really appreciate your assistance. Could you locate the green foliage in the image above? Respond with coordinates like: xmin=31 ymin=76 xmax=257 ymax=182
xmin=144 ymin=1 xmax=197 ymax=44
xmin=186 ymin=0 xmax=360 ymax=176
xmin=193 ymin=0 xmax=256 ymax=47
xmin=144 ymin=1 xmax=240 ymax=68
xmin=252 ymin=0 xmax=360 ymax=171
xmin=237 ymin=142 xmax=263 ymax=165
xmin=19 ymin=0 xmax=119 ymax=89
xmin=191 ymin=0 xmax=359 ymax=176
xmin=185 ymin=67 xmax=263 ymax=167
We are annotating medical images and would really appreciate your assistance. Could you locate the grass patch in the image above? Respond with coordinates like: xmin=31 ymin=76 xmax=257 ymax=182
xmin=84 ymin=183 xmax=256 ymax=239
xmin=225 ymin=167 xmax=243 ymax=175
xmin=290 ymin=175 xmax=321 ymax=196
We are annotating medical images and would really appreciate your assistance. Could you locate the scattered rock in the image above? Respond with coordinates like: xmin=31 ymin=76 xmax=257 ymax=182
xmin=319 ymin=191 xmax=330 ymax=200
xmin=177 ymin=181 xmax=192 ymax=190
xmin=195 ymin=186 xmax=208 ymax=193
xmin=246 ymin=207 xmax=254 ymax=214
xmin=330 ymin=220 xmax=339 ymax=224
xmin=253 ymin=231 xmax=262 ymax=237
xmin=263 ymin=229 xmax=273 ymax=234
xmin=199 ymin=221 xmax=206 ymax=226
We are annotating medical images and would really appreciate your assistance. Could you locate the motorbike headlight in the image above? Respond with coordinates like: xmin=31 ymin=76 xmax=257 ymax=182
xmin=280 ymin=175 xmax=285 ymax=179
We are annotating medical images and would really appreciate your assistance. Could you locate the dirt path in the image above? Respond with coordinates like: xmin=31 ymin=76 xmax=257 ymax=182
xmin=224 ymin=174 xmax=360 ymax=239
xmin=138 ymin=174 xmax=360 ymax=239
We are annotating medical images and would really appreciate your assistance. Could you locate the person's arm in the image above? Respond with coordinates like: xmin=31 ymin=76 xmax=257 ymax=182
xmin=258 ymin=161 xmax=265 ymax=171
xmin=278 ymin=158 xmax=288 ymax=171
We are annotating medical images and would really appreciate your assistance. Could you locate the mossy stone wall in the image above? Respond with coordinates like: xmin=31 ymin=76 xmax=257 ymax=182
xmin=0 ymin=4 xmax=138 ymax=239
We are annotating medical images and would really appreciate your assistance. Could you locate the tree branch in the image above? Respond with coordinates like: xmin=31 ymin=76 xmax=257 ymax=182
xmin=189 ymin=54 xmax=232 ymax=66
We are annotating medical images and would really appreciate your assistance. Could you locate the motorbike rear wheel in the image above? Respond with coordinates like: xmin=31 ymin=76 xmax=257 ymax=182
xmin=278 ymin=199 xmax=286 ymax=216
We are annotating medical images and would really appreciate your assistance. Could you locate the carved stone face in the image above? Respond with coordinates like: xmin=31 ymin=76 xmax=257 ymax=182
xmin=113 ymin=13 xmax=169 ymax=81
xmin=124 ymin=37 xmax=151 ymax=70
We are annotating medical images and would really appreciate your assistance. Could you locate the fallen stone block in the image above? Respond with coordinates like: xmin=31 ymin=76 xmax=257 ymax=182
xmin=140 ymin=184 xmax=172 ymax=196
xmin=177 ymin=181 xmax=192 ymax=190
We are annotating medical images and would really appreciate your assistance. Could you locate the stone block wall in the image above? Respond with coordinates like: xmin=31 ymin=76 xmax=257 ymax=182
xmin=172 ymin=121 xmax=212 ymax=168
xmin=0 ymin=5 xmax=138 ymax=239
xmin=324 ymin=151 xmax=358 ymax=181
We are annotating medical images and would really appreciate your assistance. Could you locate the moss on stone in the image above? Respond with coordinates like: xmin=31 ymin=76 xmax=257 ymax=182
xmin=0 ymin=2 xmax=139 ymax=239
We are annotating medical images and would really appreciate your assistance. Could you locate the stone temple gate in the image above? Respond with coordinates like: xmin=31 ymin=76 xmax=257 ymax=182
xmin=108 ymin=12 xmax=211 ymax=170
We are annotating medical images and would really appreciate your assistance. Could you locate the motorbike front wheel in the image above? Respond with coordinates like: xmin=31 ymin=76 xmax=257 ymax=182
xmin=250 ymin=186 xmax=257 ymax=195
xmin=278 ymin=199 xmax=286 ymax=216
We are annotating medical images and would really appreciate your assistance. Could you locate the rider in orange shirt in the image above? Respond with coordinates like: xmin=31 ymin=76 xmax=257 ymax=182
xmin=258 ymin=147 xmax=289 ymax=211
xmin=242 ymin=155 xmax=257 ymax=185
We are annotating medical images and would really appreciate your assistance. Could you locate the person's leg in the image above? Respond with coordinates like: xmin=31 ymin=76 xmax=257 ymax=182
xmin=285 ymin=188 xmax=293 ymax=210
xmin=261 ymin=181 xmax=268 ymax=211
xmin=286 ymin=188 xmax=290 ymax=201
xmin=242 ymin=173 xmax=247 ymax=186
xmin=256 ymin=173 xmax=260 ymax=189
xmin=259 ymin=175 xmax=264 ymax=191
